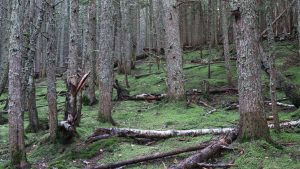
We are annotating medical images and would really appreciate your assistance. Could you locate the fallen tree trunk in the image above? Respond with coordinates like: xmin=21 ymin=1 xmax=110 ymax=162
xmin=87 ymin=119 xmax=300 ymax=143
xmin=129 ymin=93 xmax=167 ymax=101
xmin=169 ymin=131 xmax=238 ymax=169
xmin=87 ymin=128 xmax=234 ymax=143
xmin=186 ymin=88 xmax=238 ymax=95
xmin=92 ymin=141 xmax=211 ymax=169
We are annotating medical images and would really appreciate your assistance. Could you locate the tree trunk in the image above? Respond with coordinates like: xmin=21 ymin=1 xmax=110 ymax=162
xmin=162 ymin=0 xmax=185 ymax=100
xmin=8 ymin=0 xmax=29 ymax=167
xmin=25 ymin=0 xmax=45 ymax=132
xmin=46 ymin=0 xmax=58 ymax=142
xmin=98 ymin=0 xmax=115 ymax=125
xmin=298 ymin=0 xmax=300 ymax=57
xmin=65 ymin=0 xmax=80 ymax=125
xmin=265 ymin=0 xmax=280 ymax=132
xmin=220 ymin=0 xmax=233 ymax=86
xmin=0 ymin=0 xmax=10 ymax=97
xmin=233 ymin=1 xmax=270 ymax=141
xmin=84 ymin=0 xmax=97 ymax=106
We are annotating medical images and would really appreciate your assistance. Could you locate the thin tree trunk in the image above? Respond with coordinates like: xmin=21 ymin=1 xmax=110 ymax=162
xmin=297 ymin=0 xmax=300 ymax=57
xmin=46 ymin=0 xmax=58 ymax=142
xmin=8 ymin=0 xmax=29 ymax=167
xmin=220 ymin=0 xmax=233 ymax=86
xmin=85 ymin=0 xmax=97 ymax=105
xmin=266 ymin=0 xmax=280 ymax=132
xmin=98 ymin=0 xmax=115 ymax=125
xmin=233 ymin=1 xmax=270 ymax=141
xmin=162 ymin=0 xmax=185 ymax=100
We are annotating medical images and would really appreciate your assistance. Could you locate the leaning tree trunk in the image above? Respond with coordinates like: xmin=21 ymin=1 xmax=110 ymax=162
xmin=8 ymin=0 xmax=29 ymax=167
xmin=220 ymin=0 xmax=233 ymax=86
xmin=233 ymin=1 xmax=270 ymax=141
xmin=98 ymin=0 xmax=115 ymax=125
xmin=46 ymin=0 xmax=58 ymax=142
xmin=0 ymin=0 xmax=10 ymax=97
xmin=162 ymin=0 xmax=185 ymax=100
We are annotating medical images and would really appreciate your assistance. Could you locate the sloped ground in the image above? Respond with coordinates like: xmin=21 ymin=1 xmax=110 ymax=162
xmin=0 ymin=41 xmax=300 ymax=169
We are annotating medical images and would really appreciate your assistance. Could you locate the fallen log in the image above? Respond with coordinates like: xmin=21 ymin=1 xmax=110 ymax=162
xmin=87 ymin=119 xmax=300 ymax=143
xmin=130 ymin=93 xmax=167 ymax=101
xmin=91 ymin=141 xmax=211 ymax=169
xmin=169 ymin=130 xmax=238 ymax=169
xmin=266 ymin=101 xmax=295 ymax=108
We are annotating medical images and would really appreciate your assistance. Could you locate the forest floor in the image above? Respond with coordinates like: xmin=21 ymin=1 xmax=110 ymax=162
xmin=1 ymin=41 xmax=300 ymax=169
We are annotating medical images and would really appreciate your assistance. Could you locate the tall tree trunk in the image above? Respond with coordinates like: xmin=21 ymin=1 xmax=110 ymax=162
xmin=46 ymin=0 xmax=58 ymax=142
xmin=266 ymin=0 xmax=280 ymax=132
xmin=8 ymin=0 xmax=29 ymax=167
xmin=98 ymin=0 xmax=115 ymax=125
xmin=65 ymin=0 xmax=80 ymax=125
xmin=84 ymin=0 xmax=97 ymax=105
xmin=121 ymin=0 xmax=132 ymax=88
xmin=0 ymin=0 xmax=11 ymax=97
xmin=162 ymin=0 xmax=185 ymax=100
xmin=297 ymin=0 xmax=300 ymax=57
xmin=233 ymin=1 xmax=270 ymax=141
xmin=25 ymin=0 xmax=44 ymax=132
xmin=220 ymin=0 xmax=233 ymax=86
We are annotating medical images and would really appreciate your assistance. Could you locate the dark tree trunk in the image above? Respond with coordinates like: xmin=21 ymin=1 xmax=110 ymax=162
xmin=8 ymin=0 xmax=29 ymax=167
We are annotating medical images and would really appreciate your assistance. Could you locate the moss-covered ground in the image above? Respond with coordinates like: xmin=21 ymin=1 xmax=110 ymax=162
xmin=0 ymin=41 xmax=300 ymax=169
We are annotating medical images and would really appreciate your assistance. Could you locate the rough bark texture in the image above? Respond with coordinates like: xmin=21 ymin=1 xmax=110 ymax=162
xmin=68 ymin=0 xmax=79 ymax=77
xmin=85 ymin=0 xmax=97 ymax=105
xmin=0 ymin=0 xmax=10 ymax=97
xmin=220 ymin=0 xmax=233 ymax=86
xmin=98 ymin=0 xmax=115 ymax=124
xmin=46 ymin=0 xmax=58 ymax=142
xmin=162 ymin=0 xmax=185 ymax=100
xmin=233 ymin=1 xmax=270 ymax=141
xmin=169 ymin=131 xmax=238 ymax=169
xmin=8 ymin=0 xmax=29 ymax=167
xmin=298 ymin=0 xmax=300 ymax=56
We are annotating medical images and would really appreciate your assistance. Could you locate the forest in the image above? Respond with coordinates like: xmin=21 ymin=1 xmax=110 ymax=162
xmin=0 ymin=0 xmax=300 ymax=168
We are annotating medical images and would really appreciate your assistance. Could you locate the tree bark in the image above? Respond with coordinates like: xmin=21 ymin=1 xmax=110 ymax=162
xmin=169 ymin=130 xmax=238 ymax=169
xmin=8 ymin=0 xmax=29 ymax=167
xmin=233 ymin=1 xmax=270 ymax=141
xmin=98 ymin=0 xmax=115 ymax=125
xmin=162 ymin=0 xmax=185 ymax=100
xmin=0 ymin=0 xmax=10 ymax=97
xmin=46 ymin=0 xmax=58 ymax=142
xmin=298 ymin=0 xmax=300 ymax=57
xmin=84 ymin=0 xmax=97 ymax=106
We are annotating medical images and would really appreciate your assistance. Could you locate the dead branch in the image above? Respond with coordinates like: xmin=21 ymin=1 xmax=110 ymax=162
xmin=91 ymin=141 xmax=211 ymax=169
xmin=266 ymin=101 xmax=295 ymax=108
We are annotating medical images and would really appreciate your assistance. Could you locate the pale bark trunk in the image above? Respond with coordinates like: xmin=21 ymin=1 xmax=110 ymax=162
xmin=98 ymin=0 xmax=115 ymax=125
xmin=233 ymin=1 xmax=270 ymax=141
xmin=8 ymin=0 xmax=29 ymax=167
xmin=220 ymin=0 xmax=233 ymax=86
xmin=46 ymin=0 xmax=58 ymax=142
xmin=162 ymin=0 xmax=185 ymax=100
